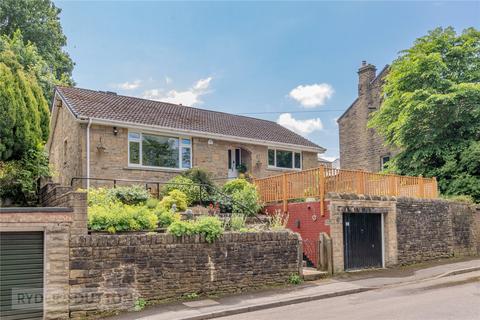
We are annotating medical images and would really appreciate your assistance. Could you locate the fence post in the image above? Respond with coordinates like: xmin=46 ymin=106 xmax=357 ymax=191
xmin=388 ymin=175 xmax=396 ymax=196
xmin=432 ymin=177 xmax=438 ymax=198
xmin=418 ymin=176 xmax=425 ymax=198
xmin=282 ymin=173 xmax=287 ymax=213
xmin=319 ymin=166 xmax=325 ymax=216
xmin=356 ymin=171 xmax=365 ymax=194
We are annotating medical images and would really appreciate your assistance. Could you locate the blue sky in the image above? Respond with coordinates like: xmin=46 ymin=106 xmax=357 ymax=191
xmin=56 ymin=1 xmax=479 ymax=160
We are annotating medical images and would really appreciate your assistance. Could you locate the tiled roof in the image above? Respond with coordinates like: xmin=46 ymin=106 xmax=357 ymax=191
xmin=55 ymin=86 xmax=323 ymax=150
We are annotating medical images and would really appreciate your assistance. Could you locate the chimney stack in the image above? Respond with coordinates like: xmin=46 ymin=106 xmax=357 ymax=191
xmin=358 ymin=61 xmax=376 ymax=96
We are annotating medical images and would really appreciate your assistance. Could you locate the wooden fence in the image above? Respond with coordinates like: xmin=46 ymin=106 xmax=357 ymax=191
xmin=254 ymin=166 xmax=438 ymax=213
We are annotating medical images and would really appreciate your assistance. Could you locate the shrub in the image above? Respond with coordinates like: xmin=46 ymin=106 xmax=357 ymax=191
xmin=145 ymin=198 xmax=159 ymax=209
xmin=288 ymin=273 xmax=303 ymax=285
xmin=0 ymin=148 xmax=50 ymax=206
xmin=155 ymin=207 xmax=181 ymax=228
xmin=182 ymin=167 xmax=215 ymax=191
xmin=222 ymin=178 xmax=250 ymax=195
xmin=228 ymin=213 xmax=247 ymax=231
xmin=194 ymin=216 xmax=224 ymax=243
xmin=88 ymin=203 xmax=158 ymax=233
xmin=162 ymin=175 xmax=200 ymax=205
xmin=159 ymin=189 xmax=188 ymax=211
xmin=167 ymin=220 xmax=196 ymax=237
xmin=231 ymin=185 xmax=262 ymax=216
xmin=87 ymin=188 xmax=114 ymax=206
xmin=108 ymin=185 xmax=150 ymax=205
xmin=268 ymin=210 xmax=289 ymax=231
xmin=167 ymin=216 xmax=224 ymax=243
xmin=440 ymin=194 xmax=476 ymax=204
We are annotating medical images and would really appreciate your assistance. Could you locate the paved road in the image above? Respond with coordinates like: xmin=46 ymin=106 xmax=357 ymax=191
xmin=219 ymin=272 xmax=480 ymax=320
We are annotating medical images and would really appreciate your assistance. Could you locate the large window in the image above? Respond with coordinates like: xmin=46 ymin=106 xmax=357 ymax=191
xmin=267 ymin=149 xmax=302 ymax=169
xmin=128 ymin=131 xmax=191 ymax=169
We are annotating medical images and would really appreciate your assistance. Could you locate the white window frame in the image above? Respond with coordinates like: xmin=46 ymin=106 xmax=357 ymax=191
xmin=267 ymin=148 xmax=302 ymax=170
xmin=128 ymin=130 xmax=192 ymax=170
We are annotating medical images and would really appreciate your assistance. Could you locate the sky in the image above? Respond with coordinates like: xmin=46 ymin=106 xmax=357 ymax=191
xmin=56 ymin=1 xmax=479 ymax=161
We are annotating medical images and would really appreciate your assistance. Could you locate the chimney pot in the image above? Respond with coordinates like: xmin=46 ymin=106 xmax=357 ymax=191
xmin=362 ymin=60 xmax=367 ymax=66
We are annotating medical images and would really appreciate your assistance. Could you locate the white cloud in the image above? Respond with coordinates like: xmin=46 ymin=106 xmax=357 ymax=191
xmin=320 ymin=156 xmax=337 ymax=162
xmin=276 ymin=113 xmax=323 ymax=136
xmin=142 ymin=77 xmax=212 ymax=106
xmin=116 ymin=80 xmax=142 ymax=90
xmin=165 ymin=76 xmax=172 ymax=84
xmin=289 ymin=83 xmax=334 ymax=108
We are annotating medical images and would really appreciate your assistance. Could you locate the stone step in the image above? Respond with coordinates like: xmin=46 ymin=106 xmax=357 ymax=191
xmin=303 ymin=267 xmax=328 ymax=281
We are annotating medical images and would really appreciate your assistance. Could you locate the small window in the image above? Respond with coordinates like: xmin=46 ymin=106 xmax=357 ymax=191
xmin=381 ymin=156 xmax=390 ymax=170
xmin=268 ymin=149 xmax=275 ymax=166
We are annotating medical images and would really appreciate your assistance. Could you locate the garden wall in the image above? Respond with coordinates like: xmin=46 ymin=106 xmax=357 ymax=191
xmin=68 ymin=231 xmax=302 ymax=318
xmin=396 ymin=198 xmax=479 ymax=264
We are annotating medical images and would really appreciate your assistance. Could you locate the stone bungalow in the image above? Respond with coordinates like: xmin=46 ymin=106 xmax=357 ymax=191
xmin=338 ymin=61 xmax=397 ymax=172
xmin=47 ymin=86 xmax=325 ymax=188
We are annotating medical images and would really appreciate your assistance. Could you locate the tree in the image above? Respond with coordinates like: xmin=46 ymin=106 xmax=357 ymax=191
xmin=369 ymin=27 xmax=480 ymax=201
xmin=0 ymin=33 xmax=49 ymax=161
xmin=0 ymin=0 xmax=74 ymax=89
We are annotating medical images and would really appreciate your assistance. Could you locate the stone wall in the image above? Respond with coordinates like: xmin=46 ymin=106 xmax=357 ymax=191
xmin=68 ymin=231 xmax=302 ymax=318
xmin=396 ymin=198 xmax=478 ymax=264
xmin=338 ymin=62 xmax=397 ymax=172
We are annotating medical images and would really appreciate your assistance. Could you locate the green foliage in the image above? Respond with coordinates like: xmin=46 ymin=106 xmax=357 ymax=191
xmin=222 ymin=178 xmax=250 ymax=195
xmin=288 ymin=273 xmax=303 ymax=285
xmin=440 ymin=194 xmax=476 ymax=204
xmin=145 ymin=198 xmax=159 ymax=209
xmin=155 ymin=207 xmax=181 ymax=228
xmin=88 ymin=203 xmax=158 ymax=233
xmin=167 ymin=220 xmax=197 ymax=237
xmin=0 ymin=148 xmax=50 ymax=205
xmin=0 ymin=0 xmax=74 ymax=88
xmin=194 ymin=216 xmax=224 ymax=243
xmin=162 ymin=175 xmax=200 ymax=206
xmin=159 ymin=189 xmax=188 ymax=211
xmin=108 ymin=185 xmax=150 ymax=205
xmin=368 ymin=27 xmax=480 ymax=201
xmin=268 ymin=210 xmax=288 ymax=231
xmin=167 ymin=216 xmax=224 ymax=243
xmin=133 ymin=298 xmax=147 ymax=311
xmin=228 ymin=213 xmax=247 ymax=231
xmin=183 ymin=292 xmax=199 ymax=300
xmin=231 ymin=185 xmax=262 ymax=216
xmin=181 ymin=167 xmax=215 ymax=191
xmin=0 ymin=33 xmax=50 ymax=161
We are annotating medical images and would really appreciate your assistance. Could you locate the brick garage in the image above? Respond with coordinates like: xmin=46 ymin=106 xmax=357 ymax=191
xmin=264 ymin=201 xmax=330 ymax=267
xmin=68 ymin=231 xmax=302 ymax=318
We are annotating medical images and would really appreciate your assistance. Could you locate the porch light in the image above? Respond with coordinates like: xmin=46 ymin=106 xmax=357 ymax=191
xmin=113 ymin=126 xmax=119 ymax=135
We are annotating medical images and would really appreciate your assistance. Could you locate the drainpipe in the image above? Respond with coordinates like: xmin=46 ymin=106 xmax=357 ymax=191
xmin=86 ymin=118 xmax=92 ymax=189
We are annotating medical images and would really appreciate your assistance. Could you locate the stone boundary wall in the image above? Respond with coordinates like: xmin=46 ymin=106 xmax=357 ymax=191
xmin=396 ymin=198 xmax=479 ymax=264
xmin=69 ymin=231 xmax=302 ymax=318
xmin=39 ymin=182 xmax=88 ymax=235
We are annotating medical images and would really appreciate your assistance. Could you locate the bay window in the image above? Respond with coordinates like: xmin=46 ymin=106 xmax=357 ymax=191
xmin=128 ymin=131 xmax=191 ymax=169
xmin=267 ymin=149 xmax=302 ymax=169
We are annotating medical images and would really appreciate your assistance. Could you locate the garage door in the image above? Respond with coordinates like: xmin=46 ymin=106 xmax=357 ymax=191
xmin=343 ymin=213 xmax=382 ymax=270
xmin=0 ymin=232 xmax=44 ymax=320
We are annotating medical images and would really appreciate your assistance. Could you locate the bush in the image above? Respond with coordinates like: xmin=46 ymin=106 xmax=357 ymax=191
xmin=167 ymin=216 xmax=224 ymax=243
xmin=194 ymin=216 xmax=224 ymax=243
xmin=87 ymin=188 xmax=114 ymax=206
xmin=167 ymin=220 xmax=196 ymax=237
xmin=145 ymin=198 xmax=159 ymax=209
xmin=108 ymin=185 xmax=150 ymax=205
xmin=159 ymin=189 xmax=188 ymax=211
xmin=155 ymin=207 xmax=181 ymax=228
xmin=88 ymin=203 xmax=158 ymax=233
xmin=162 ymin=175 xmax=201 ymax=205
xmin=222 ymin=178 xmax=250 ymax=195
xmin=0 ymin=148 xmax=50 ymax=206
xmin=231 ymin=185 xmax=262 ymax=216
xmin=182 ymin=167 xmax=215 ymax=191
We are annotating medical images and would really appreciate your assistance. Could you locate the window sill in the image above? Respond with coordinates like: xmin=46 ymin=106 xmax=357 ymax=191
xmin=124 ymin=166 xmax=188 ymax=173
xmin=267 ymin=166 xmax=302 ymax=172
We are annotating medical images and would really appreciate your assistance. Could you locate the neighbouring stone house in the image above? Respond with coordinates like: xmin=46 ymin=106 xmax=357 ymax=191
xmin=338 ymin=61 xmax=397 ymax=172
xmin=47 ymin=86 xmax=325 ymax=188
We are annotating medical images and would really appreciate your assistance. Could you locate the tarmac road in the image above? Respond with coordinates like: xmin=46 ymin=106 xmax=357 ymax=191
xmin=219 ymin=271 xmax=480 ymax=320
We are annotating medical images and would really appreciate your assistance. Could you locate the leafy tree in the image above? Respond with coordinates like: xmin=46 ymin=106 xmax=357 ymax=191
xmin=369 ymin=27 xmax=480 ymax=201
xmin=0 ymin=33 xmax=49 ymax=160
xmin=0 ymin=0 xmax=74 ymax=88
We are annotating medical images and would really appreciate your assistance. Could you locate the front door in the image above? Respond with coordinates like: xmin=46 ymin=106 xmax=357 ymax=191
xmin=343 ymin=212 xmax=382 ymax=270
xmin=227 ymin=148 xmax=241 ymax=178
